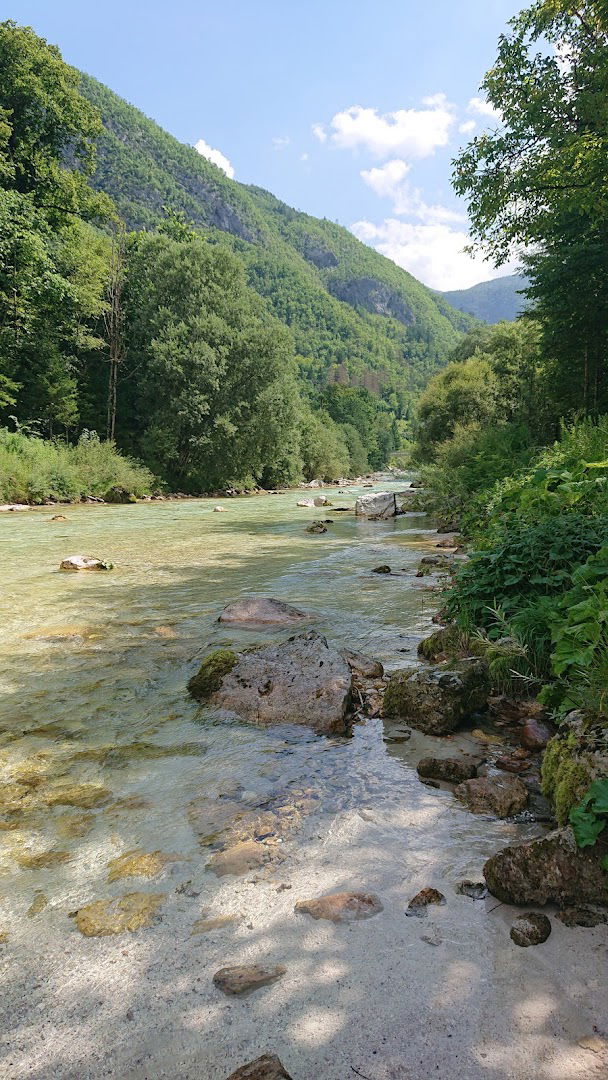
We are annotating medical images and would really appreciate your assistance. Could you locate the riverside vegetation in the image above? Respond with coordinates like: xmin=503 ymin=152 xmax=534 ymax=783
xmin=412 ymin=0 xmax=608 ymax=876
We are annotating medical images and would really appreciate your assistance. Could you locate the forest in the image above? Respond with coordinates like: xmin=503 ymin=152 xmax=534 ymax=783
xmin=0 ymin=20 xmax=474 ymax=499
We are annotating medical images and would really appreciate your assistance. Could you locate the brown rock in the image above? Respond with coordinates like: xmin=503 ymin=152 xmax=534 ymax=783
xmin=484 ymin=827 xmax=608 ymax=906
xmin=207 ymin=841 xmax=272 ymax=877
xmin=294 ymin=891 xmax=383 ymax=923
xmin=494 ymin=754 xmax=529 ymax=774
xmin=510 ymin=912 xmax=552 ymax=947
xmin=417 ymin=756 xmax=479 ymax=785
xmin=342 ymin=650 xmax=384 ymax=678
xmin=225 ymin=1054 xmax=293 ymax=1079
xmin=521 ymin=717 xmax=554 ymax=751
xmin=213 ymin=963 xmax=286 ymax=995
xmin=192 ymin=914 xmax=240 ymax=935
xmin=455 ymin=773 xmax=528 ymax=818
xmin=406 ymin=887 xmax=446 ymax=917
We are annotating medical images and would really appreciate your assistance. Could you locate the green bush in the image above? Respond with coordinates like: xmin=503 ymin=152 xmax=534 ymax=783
xmin=0 ymin=429 xmax=154 ymax=503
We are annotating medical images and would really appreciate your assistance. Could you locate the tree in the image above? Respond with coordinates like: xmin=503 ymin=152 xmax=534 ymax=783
xmin=453 ymin=1 xmax=608 ymax=417
xmin=416 ymin=356 xmax=499 ymax=459
xmin=103 ymin=227 xmax=126 ymax=441
xmin=121 ymin=231 xmax=301 ymax=491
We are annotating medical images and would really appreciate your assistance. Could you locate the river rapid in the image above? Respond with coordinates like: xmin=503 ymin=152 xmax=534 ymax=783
xmin=0 ymin=482 xmax=605 ymax=1080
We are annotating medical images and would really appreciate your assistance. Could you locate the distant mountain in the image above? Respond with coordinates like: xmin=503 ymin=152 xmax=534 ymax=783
xmin=81 ymin=74 xmax=476 ymax=401
xmin=439 ymin=274 xmax=529 ymax=324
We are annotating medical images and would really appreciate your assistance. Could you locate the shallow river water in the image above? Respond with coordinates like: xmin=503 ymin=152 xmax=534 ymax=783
xmin=0 ymin=484 xmax=606 ymax=1080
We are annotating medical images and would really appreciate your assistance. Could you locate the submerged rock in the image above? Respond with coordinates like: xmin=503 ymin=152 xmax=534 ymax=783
xmin=27 ymin=891 xmax=48 ymax=917
xmin=16 ymin=848 xmax=70 ymax=869
xmin=456 ymin=881 xmax=487 ymax=900
xmin=59 ymin=555 xmax=113 ymax=571
xmin=107 ymin=850 xmax=178 ymax=882
xmin=406 ymin=887 xmax=446 ymax=917
xmin=207 ymin=840 xmax=273 ymax=877
xmin=191 ymin=913 xmax=240 ymax=934
xmin=306 ymin=520 xmax=327 ymax=533
xmin=225 ymin=1054 xmax=293 ymax=1080
xmin=371 ymin=564 xmax=392 ymax=574
xmin=455 ymin=773 xmax=528 ymax=818
xmin=556 ymin=905 xmax=608 ymax=928
xmin=218 ymin=597 xmax=307 ymax=626
xmin=201 ymin=631 xmax=353 ymax=736
xmin=355 ymin=491 xmax=397 ymax=519
xmin=44 ymin=782 xmax=111 ymax=809
xmin=510 ymin=912 xmax=552 ymax=947
xmin=417 ymin=756 xmax=480 ymax=785
xmin=383 ymin=660 xmax=489 ymax=735
xmin=294 ymin=891 xmax=383 ymax=923
xmin=213 ymin=963 xmax=286 ymax=996
xmin=416 ymin=554 xmax=453 ymax=577
xmin=484 ymin=827 xmax=608 ymax=906
xmin=74 ymin=892 xmax=165 ymax=936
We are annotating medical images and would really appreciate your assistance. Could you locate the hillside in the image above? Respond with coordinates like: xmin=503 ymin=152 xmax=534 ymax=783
xmin=81 ymin=74 xmax=474 ymax=403
xmin=439 ymin=274 xmax=528 ymax=323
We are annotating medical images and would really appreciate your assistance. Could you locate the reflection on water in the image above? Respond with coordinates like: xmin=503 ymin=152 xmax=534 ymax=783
xmin=0 ymin=483 xmax=536 ymax=939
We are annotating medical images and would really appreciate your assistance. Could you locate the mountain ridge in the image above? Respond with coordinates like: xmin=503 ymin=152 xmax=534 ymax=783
xmin=439 ymin=273 xmax=529 ymax=324
xmin=80 ymin=73 xmax=475 ymax=405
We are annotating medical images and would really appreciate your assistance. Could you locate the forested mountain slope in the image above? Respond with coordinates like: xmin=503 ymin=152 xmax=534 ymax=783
xmin=439 ymin=274 xmax=529 ymax=324
xmin=81 ymin=74 xmax=474 ymax=404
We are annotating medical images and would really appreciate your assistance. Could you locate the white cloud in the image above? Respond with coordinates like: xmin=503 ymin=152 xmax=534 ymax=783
xmin=312 ymin=123 xmax=327 ymax=143
xmin=360 ymin=158 xmax=464 ymax=226
xmin=459 ymin=119 xmax=476 ymax=134
xmin=468 ymin=96 xmax=501 ymax=122
xmin=273 ymin=135 xmax=291 ymax=149
xmin=350 ymin=217 xmax=510 ymax=291
xmin=300 ymin=152 xmax=309 ymax=162
xmin=194 ymin=138 xmax=235 ymax=178
xmin=322 ymin=97 xmax=454 ymax=159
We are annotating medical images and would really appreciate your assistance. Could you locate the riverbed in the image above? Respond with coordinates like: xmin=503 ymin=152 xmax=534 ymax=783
xmin=0 ymin=484 xmax=606 ymax=1079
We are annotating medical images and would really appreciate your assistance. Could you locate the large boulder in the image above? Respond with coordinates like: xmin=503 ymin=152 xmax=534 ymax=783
xmin=455 ymin=773 xmax=528 ymax=818
xmin=218 ymin=597 xmax=307 ymax=626
xmin=355 ymin=491 xmax=397 ymax=519
xmin=484 ymin=827 xmax=608 ymax=906
xmin=191 ymin=631 xmax=353 ymax=736
xmin=383 ymin=660 xmax=489 ymax=735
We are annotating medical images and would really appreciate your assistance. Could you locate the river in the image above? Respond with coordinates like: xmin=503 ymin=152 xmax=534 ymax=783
xmin=0 ymin=483 xmax=604 ymax=1080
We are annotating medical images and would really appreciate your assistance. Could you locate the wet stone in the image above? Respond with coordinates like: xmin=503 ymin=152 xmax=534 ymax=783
xmin=225 ymin=1055 xmax=293 ymax=1080
xmin=16 ymin=848 xmax=70 ymax=870
xmin=417 ymin=755 xmax=479 ymax=785
xmin=44 ymin=782 xmax=111 ymax=809
xmin=213 ymin=963 xmax=287 ymax=996
xmin=74 ymin=893 xmax=165 ymax=936
xmin=454 ymin=774 xmax=528 ymax=818
xmin=55 ymin=812 xmax=94 ymax=839
xmin=406 ymin=888 xmax=446 ymax=917
xmin=294 ymin=891 xmax=383 ymax=923
xmin=27 ymin=891 xmax=48 ymax=917
xmin=510 ymin=912 xmax=552 ymax=947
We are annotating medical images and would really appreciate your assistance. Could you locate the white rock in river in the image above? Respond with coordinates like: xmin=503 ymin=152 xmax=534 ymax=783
xmin=296 ymin=499 xmax=315 ymax=507
xmin=354 ymin=491 xmax=397 ymax=519
xmin=59 ymin=555 xmax=113 ymax=571
xmin=218 ymin=597 xmax=307 ymax=625
xmin=209 ymin=631 xmax=353 ymax=735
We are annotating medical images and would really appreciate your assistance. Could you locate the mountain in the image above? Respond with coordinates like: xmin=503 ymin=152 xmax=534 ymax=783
xmin=80 ymin=74 xmax=475 ymax=404
xmin=439 ymin=274 xmax=529 ymax=324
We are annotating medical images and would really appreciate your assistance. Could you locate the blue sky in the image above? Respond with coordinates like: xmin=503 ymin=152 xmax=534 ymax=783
xmin=10 ymin=0 xmax=521 ymax=289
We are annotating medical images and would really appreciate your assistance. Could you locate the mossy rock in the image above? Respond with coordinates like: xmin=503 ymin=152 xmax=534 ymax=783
xmin=383 ymin=659 xmax=490 ymax=735
xmin=188 ymin=648 xmax=238 ymax=700
xmin=417 ymin=624 xmax=478 ymax=663
xmin=541 ymin=735 xmax=592 ymax=825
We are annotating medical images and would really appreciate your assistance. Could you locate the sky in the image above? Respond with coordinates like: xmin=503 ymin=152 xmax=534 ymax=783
xmin=9 ymin=0 xmax=522 ymax=290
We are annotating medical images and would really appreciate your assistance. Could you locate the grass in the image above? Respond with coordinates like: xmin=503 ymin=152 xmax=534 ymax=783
xmin=0 ymin=429 xmax=155 ymax=504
